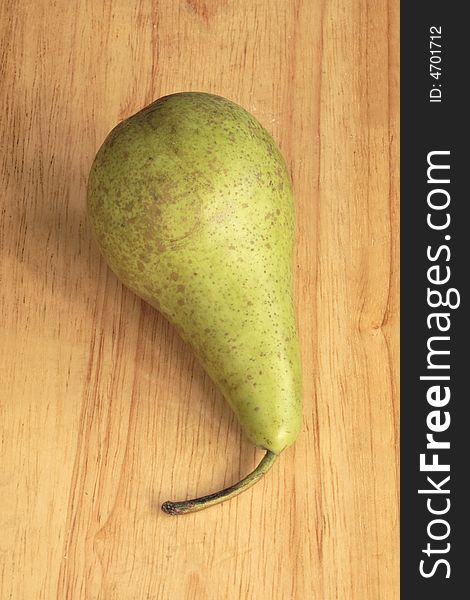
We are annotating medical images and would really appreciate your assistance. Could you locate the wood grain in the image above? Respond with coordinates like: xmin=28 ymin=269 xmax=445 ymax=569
xmin=0 ymin=1 xmax=399 ymax=598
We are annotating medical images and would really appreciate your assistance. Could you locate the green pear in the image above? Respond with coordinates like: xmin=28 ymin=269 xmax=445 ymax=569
xmin=87 ymin=92 xmax=302 ymax=514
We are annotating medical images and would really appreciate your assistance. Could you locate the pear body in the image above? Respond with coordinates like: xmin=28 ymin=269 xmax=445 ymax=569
xmin=87 ymin=92 xmax=302 ymax=454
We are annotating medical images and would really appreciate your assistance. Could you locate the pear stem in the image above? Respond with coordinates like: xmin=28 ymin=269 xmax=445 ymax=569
xmin=161 ymin=450 xmax=278 ymax=515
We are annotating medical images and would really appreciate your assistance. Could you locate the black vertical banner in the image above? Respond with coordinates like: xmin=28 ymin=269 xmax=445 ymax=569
xmin=401 ymin=3 xmax=468 ymax=598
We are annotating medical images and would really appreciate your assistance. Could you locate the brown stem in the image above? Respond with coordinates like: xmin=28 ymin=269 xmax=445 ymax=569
xmin=161 ymin=450 xmax=278 ymax=515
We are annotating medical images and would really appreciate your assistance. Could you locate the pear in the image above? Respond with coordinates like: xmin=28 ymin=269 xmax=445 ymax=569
xmin=87 ymin=92 xmax=302 ymax=514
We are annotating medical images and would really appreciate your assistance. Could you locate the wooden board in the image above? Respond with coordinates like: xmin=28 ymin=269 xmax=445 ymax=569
xmin=0 ymin=1 xmax=399 ymax=598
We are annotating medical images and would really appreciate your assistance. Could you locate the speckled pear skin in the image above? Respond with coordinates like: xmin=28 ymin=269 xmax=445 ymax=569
xmin=87 ymin=92 xmax=302 ymax=454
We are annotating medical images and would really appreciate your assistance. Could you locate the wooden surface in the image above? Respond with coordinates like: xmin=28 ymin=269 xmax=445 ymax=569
xmin=0 ymin=1 xmax=399 ymax=598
